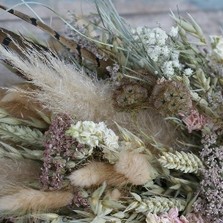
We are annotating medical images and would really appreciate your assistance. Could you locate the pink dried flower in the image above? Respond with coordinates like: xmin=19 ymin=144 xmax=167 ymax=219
xmin=72 ymin=190 xmax=89 ymax=208
xmin=194 ymin=128 xmax=223 ymax=223
xmin=40 ymin=113 xmax=81 ymax=190
xmin=185 ymin=213 xmax=205 ymax=223
xmin=181 ymin=109 xmax=207 ymax=133
xmin=159 ymin=208 xmax=187 ymax=223
xmin=146 ymin=208 xmax=190 ymax=223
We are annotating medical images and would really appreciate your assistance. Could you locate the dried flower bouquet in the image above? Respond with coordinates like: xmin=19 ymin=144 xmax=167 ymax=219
xmin=0 ymin=0 xmax=222 ymax=222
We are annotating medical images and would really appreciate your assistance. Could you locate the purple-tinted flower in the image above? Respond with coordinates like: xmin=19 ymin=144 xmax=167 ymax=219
xmin=72 ymin=190 xmax=89 ymax=208
xmin=40 ymin=113 xmax=84 ymax=190
xmin=181 ymin=109 xmax=207 ymax=133
xmin=194 ymin=128 xmax=223 ymax=223
xmin=146 ymin=208 xmax=206 ymax=223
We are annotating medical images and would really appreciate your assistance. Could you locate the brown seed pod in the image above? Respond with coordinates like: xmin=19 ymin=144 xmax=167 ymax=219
xmin=149 ymin=79 xmax=192 ymax=116
xmin=113 ymin=81 xmax=151 ymax=110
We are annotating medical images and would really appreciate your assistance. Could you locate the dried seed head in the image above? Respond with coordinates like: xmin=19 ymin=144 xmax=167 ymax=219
xmin=113 ymin=82 xmax=150 ymax=110
xmin=150 ymin=79 xmax=192 ymax=116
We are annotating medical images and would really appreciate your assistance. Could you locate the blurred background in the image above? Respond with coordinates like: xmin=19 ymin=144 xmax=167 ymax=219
xmin=1 ymin=0 xmax=223 ymax=85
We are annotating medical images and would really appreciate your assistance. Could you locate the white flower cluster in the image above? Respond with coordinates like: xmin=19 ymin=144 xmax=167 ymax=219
xmin=210 ymin=35 xmax=223 ymax=62
xmin=132 ymin=26 xmax=193 ymax=78
xmin=66 ymin=121 xmax=119 ymax=150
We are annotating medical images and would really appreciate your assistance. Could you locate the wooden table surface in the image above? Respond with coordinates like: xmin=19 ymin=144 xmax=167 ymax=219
xmin=0 ymin=0 xmax=223 ymax=86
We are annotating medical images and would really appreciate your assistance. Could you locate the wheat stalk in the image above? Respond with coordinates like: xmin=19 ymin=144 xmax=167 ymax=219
xmin=158 ymin=151 xmax=203 ymax=173
xmin=72 ymin=184 xmax=186 ymax=222
xmin=0 ymin=141 xmax=43 ymax=160
xmin=0 ymin=108 xmax=49 ymax=129
xmin=125 ymin=192 xmax=186 ymax=214
xmin=0 ymin=123 xmax=43 ymax=147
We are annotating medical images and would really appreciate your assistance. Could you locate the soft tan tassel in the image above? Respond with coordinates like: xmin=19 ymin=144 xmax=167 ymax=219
xmin=0 ymin=158 xmax=41 ymax=195
xmin=69 ymin=162 xmax=128 ymax=188
xmin=0 ymin=83 xmax=49 ymax=121
xmin=69 ymin=151 xmax=158 ymax=187
xmin=106 ymin=188 xmax=121 ymax=201
xmin=0 ymin=188 xmax=73 ymax=213
xmin=115 ymin=151 xmax=158 ymax=185
xmin=0 ymin=159 xmax=72 ymax=214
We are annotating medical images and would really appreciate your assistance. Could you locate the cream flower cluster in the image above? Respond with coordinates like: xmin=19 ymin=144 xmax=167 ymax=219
xmin=66 ymin=121 xmax=119 ymax=150
xmin=132 ymin=26 xmax=193 ymax=78
xmin=210 ymin=35 xmax=223 ymax=62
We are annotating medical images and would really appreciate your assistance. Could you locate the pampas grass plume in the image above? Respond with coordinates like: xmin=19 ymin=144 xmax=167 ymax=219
xmin=0 ymin=45 xmax=114 ymax=122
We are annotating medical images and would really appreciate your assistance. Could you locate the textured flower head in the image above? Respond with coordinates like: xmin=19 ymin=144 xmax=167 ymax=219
xmin=183 ymin=68 xmax=193 ymax=77
xmin=113 ymin=82 xmax=149 ymax=110
xmin=40 ymin=113 xmax=81 ymax=190
xmin=169 ymin=26 xmax=179 ymax=38
xmin=66 ymin=121 xmax=119 ymax=150
xmin=131 ymin=25 xmax=190 ymax=78
xmin=153 ymin=27 xmax=169 ymax=46
xmin=146 ymin=208 xmax=191 ymax=223
xmin=150 ymin=79 xmax=192 ymax=116
xmin=181 ymin=109 xmax=207 ymax=133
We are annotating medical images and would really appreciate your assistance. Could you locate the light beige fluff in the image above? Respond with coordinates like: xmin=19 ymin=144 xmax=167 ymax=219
xmin=0 ymin=188 xmax=73 ymax=213
xmin=0 ymin=159 xmax=71 ymax=214
xmin=0 ymin=83 xmax=49 ymax=121
xmin=0 ymin=45 xmax=114 ymax=122
xmin=115 ymin=151 xmax=158 ymax=185
xmin=68 ymin=162 xmax=128 ymax=187
xmin=106 ymin=189 xmax=121 ymax=200
xmin=69 ymin=151 xmax=157 ymax=187
xmin=0 ymin=158 xmax=41 ymax=195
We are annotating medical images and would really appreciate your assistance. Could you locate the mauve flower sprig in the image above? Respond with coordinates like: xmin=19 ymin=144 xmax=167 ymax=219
xmin=40 ymin=114 xmax=88 ymax=190
xmin=146 ymin=208 xmax=205 ymax=223
xmin=194 ymin=126 xmax=223 ymax=223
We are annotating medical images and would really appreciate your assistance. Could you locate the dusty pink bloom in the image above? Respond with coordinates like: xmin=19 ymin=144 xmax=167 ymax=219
xmin=146 ymin=208 xmax=190 ymax=223
xmin=40 ymin=113 xmax=82 ymax=190
xmin=159 ymin=208 xmax=188 ymax=223
xmin=194 ymin=129 xmax=223 ymax=223
xmin=72 ymin=190 xmax=89 ymax=208
xmin=181 ymin=109 xmax=207 ymax=133
xmin=184 ymin=213 xmax=205 ymax=223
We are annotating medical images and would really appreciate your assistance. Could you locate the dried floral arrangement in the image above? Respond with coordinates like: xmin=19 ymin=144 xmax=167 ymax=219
xmin=0 ymin=0 xmax=222 ymax=222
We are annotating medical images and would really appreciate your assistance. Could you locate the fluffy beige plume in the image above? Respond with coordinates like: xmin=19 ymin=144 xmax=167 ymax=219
xmin=68 ymin=162 xmax=128 ymax=187
xmin=69 ymin=151 xmax=158 ymax=187
xmin=106 ymin=189 xmax=121 ymax=200
xmin=0 ymin=83 xmax=49 ymax=121
xmin=0 ymin=158 xmax=41 ymax=195
xmin=115 ymin=151 xmax=158 ymax=185
xmin=0 ymin=188 xmax=73 ymax=213
xmin=0 ymin=159 xmax=73 ymax=214
xmin=0 ymin=45 xmax=114 ymax=122
xmin=0 ymin=160 xmax=72 ymax=215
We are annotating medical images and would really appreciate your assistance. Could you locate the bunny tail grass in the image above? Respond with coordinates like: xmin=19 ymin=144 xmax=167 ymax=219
xmin=0 ymin=188 xmax=73 ymax=214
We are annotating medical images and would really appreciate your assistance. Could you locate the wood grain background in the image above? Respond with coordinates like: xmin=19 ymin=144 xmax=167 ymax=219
xmin=0 ymin=0 xmax=223 ymax=86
